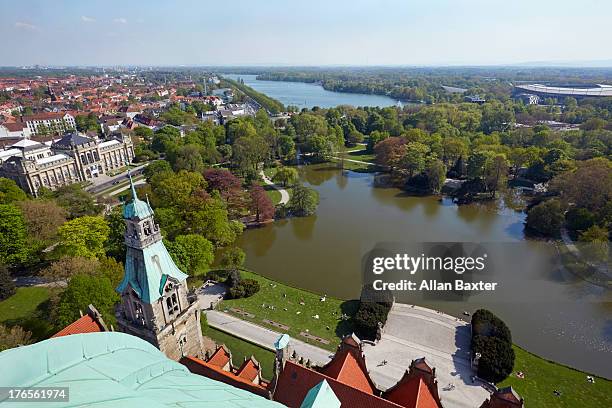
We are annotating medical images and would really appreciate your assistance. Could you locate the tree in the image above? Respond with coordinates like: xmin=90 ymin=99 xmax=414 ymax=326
xmin=41 ymin=256 xmax=100 ymax=284
xmin=48 ymin=184 xmax=99 ymax=218
xmin=272 ymin=166 xmax=299 ymax=187
xmin=374 ymin=137 xmax=406 ymax=169
xmin=0 ymin=324 xmax=32 ymax=351
xmin=166 ymin=234 xmax=214 ymax=276
xmin=0 ymin=265 xmax=16 ymax=301
xmin=550 ymin=158 xmax=612 ymax=216
xmin=425 ymin=159 xmax=447 ymax=194
xmin=526 ymin=200 xmax=564 ymax=236
xmin=172 ymin=144 xmax=205 ymax=173
xmin=143 ymin=160 xmax=172 ymax=181
xmin=17 ymin=200 xmax=67 ymax=244
xmin=367 ymin=130 xmax=389 ymax=153
xmin=484 ymin=154 xmax=509 ymax=198
xmin=305 ymin=134 xmax=333 ymax=161
xmin=578 ymin=225 xmax=609 ymax=262
xmin=467 ymin=151 xmax=493 ymax=180
xmin=288 ymin=184 xmax=319 ymax=216
xmin=399 ymin=142 xmax=429 ymax=178
xmin=55 ymin=216 xmax=110 ymax=259
xmin=219 ymin=247 xmax=246 ymax=269
xmin=249 ymin=183 xmax=275 ymax=222
xmin=441 ymin=138 xmax=467 ymax=166
xmin=277 ymin=135 xmax=296 ymax=161
xmin=565 ymin=208 xmax=595 ymax=233
xmin=0 ymin=178 xmax=27 ymax=204
xmin=55 ymin=274 xmax=119 ymax=328
xmin=0 ymin=204 xmax=29 ymax=266
xmin=104 ymin=207 xmax=126 ymax=261
xmin=232 ymin=135 xmax=269 ymax=174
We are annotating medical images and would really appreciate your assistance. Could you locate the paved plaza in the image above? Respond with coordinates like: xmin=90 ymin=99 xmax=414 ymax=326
xmin=362 ymin=303 xmax=490 ymax=408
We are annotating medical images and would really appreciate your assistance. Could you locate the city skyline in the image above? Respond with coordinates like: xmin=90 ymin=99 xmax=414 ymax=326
xmin=1 ymin=0 xmax=611 ymax=67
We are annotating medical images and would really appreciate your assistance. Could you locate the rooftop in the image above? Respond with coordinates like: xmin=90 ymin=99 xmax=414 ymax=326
xmin=0 ymin=332 xmax=282 ymax=408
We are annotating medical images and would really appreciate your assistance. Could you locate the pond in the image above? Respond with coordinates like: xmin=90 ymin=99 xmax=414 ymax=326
xmin=239 ymin=164 xmax=612 ymax=378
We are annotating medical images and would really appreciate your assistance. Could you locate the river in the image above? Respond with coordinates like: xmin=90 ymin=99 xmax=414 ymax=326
xmin=239 ymin=164 xmax=612 ymax=378
xmin=221 ymin=74 xmax=399 ymax=109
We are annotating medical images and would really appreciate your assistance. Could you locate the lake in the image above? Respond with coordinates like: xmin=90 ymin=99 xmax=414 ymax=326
xmin=222 ymin=74 xmax=399 ymax=109
xmin=239 ymin=164 xmax=612 ymax=378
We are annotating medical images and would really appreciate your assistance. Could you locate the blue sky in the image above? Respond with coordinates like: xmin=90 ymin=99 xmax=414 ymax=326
xmin=1 ymin=0 xmax=611 ymax=66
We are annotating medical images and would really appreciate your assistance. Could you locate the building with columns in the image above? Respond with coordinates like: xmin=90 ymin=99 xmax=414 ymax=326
xmin=115 ymin=180 xmax=205 ymax=361
xmin=0 ymin=130 xmax=133 ymax=196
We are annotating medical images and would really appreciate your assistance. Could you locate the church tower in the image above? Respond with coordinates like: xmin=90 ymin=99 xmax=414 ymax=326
xmin=115 ymin=176 xmax=204 ymax=360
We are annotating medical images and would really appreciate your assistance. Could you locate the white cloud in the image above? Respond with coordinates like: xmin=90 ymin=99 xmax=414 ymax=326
xmin=15 ymin=21 xmax=40 ymax=31
xmin=81 ymin=16 xmax=95 ymax=23
xmin=113 ymin=17 xmax=128 ymax=24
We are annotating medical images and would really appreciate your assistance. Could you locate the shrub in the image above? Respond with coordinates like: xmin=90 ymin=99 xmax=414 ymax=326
xmin=473 ymin=335 xmax=515 ymax=383
xmin=471 ymin=309 xmax=512 ymax=344
xmin=471 ymin=309 xmax=514 ymax=383
xmin=0 ymin=265 xmax=16 ymax=301
xmin=354 ymin=302 xmax=391 ymax=340
xmin=228 ymin=278 xmax=260 ymax=299
xmin=225 ymin=270 xmax=242 ymax=289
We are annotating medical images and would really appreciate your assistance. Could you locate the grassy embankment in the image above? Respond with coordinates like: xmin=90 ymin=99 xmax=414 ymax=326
xmin=216 ymin=269 xmax=357 ymax=352
xmin=498 ymin=345 xmax=612 ymax=408
xmin=201 ymin=322 xmax=275 ymax=380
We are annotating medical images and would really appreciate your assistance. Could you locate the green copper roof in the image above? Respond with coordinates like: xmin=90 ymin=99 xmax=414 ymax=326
xmin=117 ymin=240 xmax=189 ymax=303
xmin=123 ymin=175 xmax=154 ymax=220
xmin=300 ymin=380 xmax=340 ymax=408
xmin=0 ymin=332 xmax=283 ymax=407
xmin=274 ymin=334 xmax=291 ymax=350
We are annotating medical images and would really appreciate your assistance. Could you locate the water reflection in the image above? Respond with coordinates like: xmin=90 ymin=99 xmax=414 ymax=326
xmin=239 ymin=164 xmax=611 ymax=377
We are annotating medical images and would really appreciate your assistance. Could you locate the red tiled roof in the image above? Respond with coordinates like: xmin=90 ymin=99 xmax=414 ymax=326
xmin=51 ymin=314 xmax=104 ymax=338
xmin=180 ymin=356 xmax=269 ymax=398
xmin=236 ymin=359 xmax=260 ymax=383
xmin=2 ymin=121 xmax=26 ymax=131
xmin=22 ymin=112 xmax=71 ymax=121
xmin=385 ymin=377 xmax=441 ymax=408
xmin=319 ymin=348 xmax=376 ymax=394
xmin=207 ymin=346 xmax=231 ymax=368
xmin=274 ymin=361 xmax=403 ymax=408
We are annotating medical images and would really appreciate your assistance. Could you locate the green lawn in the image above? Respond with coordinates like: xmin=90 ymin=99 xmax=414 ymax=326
xmin=264 ymin=186 xmax=282 ymax=205
xmin=202 ymin=323 xmax=275 ymax=380
xmin=498 ymin=345 xmax=612 ymax=408
xmin=218 ymin=270 xmax=357 ymax=351
xmin=0 ymin=287 xmax=55 ymax=340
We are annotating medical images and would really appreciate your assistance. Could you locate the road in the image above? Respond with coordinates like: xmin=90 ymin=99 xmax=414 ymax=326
xmin=87 ymin=162 xmax=149 ymax=194
xmin=260 ymin=170 xmax=289 ymax=205
xmin=206 ymin=310 xmax=332 ymax=364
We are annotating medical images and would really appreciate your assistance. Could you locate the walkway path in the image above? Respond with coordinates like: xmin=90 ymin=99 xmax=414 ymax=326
xmin=206 ymin=310 xmax=332 ymax=363
xmin=260 ymin=170 xmax=289 ymax=205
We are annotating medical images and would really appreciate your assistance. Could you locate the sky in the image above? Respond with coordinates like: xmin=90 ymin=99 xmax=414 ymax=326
xmin=1 ymin=0 xmax=611 ymax=67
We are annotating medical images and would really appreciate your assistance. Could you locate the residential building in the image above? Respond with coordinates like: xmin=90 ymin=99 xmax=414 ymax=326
xmin=0 ymin=130 xmax=134 ymax=195
xmin=21 ymin=112 xmax=76 ymax=135
xmin=0 ymin=121 xmax=31 ymax=139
